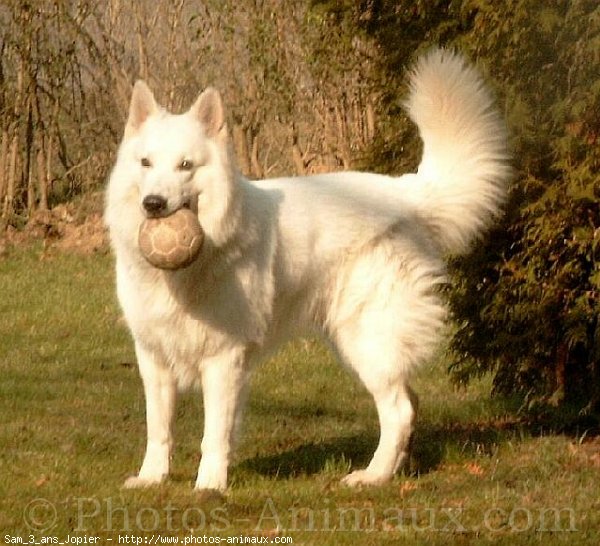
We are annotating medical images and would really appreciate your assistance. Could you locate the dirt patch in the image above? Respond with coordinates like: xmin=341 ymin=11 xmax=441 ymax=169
xmin=0 ymin=193 xmax=109 ymax=256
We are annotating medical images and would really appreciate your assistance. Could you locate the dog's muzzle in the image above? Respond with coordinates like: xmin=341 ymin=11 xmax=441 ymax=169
xmin=142 ymin=194 xmax=168 ymax=217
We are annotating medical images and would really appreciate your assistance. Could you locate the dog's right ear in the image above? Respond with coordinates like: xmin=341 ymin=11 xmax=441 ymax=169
xmin=124 ymin=80 xmax=157 ymax=139
xmin=191 ymin=87 xmax=225 ymax=138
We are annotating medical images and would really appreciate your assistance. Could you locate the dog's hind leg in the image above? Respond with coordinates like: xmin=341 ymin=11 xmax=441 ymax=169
xmin=124 ymin=341 xmax=177 ymax=488
xmin=341 ymin=374 xmax=418 ymax=486
xmin=195 ymin=347 xmax=250 ymax=492
xmin=335 ymin=311 xmax=418 ymax=486
xmin=329 ymin=248 xmax=444 ymax=487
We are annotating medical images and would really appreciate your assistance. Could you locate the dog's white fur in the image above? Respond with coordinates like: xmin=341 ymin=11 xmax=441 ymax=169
xmin=105 ymin=49 xmax=509 ymax=491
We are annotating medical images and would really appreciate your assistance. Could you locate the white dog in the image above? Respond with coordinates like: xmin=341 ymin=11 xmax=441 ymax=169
xmin=105 ymin=48 xmax=509 ymax=491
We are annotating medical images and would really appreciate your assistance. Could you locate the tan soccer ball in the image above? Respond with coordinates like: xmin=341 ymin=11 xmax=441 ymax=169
xmin=138 ymin=208 xmax=204 ymax=270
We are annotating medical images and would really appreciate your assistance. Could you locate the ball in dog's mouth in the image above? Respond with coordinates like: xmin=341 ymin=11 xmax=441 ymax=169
xmin=138 ymin=208 xmax=204 ymax=270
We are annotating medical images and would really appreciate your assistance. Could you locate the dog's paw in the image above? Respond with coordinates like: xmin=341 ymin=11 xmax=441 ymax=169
xmin=122 ymin=475 xmax=164 ymax=489
xmin=341 ymin=469 xmax=390 ymax=488
xmin=195 ymin=458 xmax=227 ymax=492
xmin=193 ymin=477 xmax=227 ymax=493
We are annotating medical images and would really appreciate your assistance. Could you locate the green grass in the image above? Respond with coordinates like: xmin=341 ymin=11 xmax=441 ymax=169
xmin=1 ymin=247 xmax=599 ymax=545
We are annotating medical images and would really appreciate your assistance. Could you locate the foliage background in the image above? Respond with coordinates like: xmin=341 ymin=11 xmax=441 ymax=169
xmin=0 ymin=0 xmax=598 ymax=413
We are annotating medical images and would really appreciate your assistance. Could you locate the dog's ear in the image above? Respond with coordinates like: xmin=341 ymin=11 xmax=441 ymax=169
xmin=191 ymin=88 xmax=225 ymax=138
xmin=125 ymin=80 xmax=157 ymax=139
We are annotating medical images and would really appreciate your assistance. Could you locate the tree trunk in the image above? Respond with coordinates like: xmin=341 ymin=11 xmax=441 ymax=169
xmin=36 ymin=134 xmax=48 ymax=211
xmin=4 ymin=129 xmax=19 ymax=221
xmin=250 ymin=130 xmax=263 ymax=179
xmin=24 ymin=94 xmax=35 ymax=214
xmin=32 ymin=89 xmax=48 ymax=211
xmin=232 ymin=124 xmax=252 ymax=177
xmin=290 ymin=124 xmax=310 ymax=175
xmin=0 ymin=129 xmax=8 ymax=209
xmin=366 ymin=99 xmax=376 ymax=141
xmin=3 ymin=44 xmax=25 ymax=222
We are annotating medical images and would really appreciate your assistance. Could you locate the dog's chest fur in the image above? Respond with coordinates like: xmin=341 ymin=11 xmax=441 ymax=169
xmin=115 ymin=245 xmax=275 ymax=387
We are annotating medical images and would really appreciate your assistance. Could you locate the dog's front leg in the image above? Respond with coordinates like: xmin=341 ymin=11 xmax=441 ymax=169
xmin=195 ymin=348 xmax=250 ymax=492
xmin=124 ymin=341 xmax=177 ymax=488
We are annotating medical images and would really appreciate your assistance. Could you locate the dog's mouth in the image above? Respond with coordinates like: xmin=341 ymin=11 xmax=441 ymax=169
xmin=180 ymin=196 xmax=199 ymax=215
xmin=141 ymin=195 xmax=194 ymax=219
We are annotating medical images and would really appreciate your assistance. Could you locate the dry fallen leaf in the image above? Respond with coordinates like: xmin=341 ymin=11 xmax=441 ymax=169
xmin=399 ymin=481 xmax=418 ymax=497
xmin=465 ymin=462 xmax=484 ymax=476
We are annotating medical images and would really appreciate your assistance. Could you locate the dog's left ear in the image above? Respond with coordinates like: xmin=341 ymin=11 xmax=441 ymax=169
xmin=191 ymin=88 xmax=225 ymax=138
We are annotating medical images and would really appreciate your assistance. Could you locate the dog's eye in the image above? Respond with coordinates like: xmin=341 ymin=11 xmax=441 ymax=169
xmin=179 ymin=159 xmax=194 ymax=171
xmin=140 ymin=157 xmax=151 ymax=168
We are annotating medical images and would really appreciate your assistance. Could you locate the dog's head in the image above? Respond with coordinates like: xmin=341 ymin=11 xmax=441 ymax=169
xmin=122 ymin=81 xmax=227 ymax=219
xmin=107 ymin=81 xmax=241 ymax=251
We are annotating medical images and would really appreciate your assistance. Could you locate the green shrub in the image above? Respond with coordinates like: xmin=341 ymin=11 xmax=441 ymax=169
xmin=448 ymin=0 xmax=600 ymax=411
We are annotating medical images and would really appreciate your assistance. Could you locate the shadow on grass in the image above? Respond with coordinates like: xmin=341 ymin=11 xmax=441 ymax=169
xmin=238 ymin=423 xmax=493 ymax=479
xmin=239 ymin=435 xmax=377 ymax=479
xmin=238 ymin=413 xmax=600 ymax=480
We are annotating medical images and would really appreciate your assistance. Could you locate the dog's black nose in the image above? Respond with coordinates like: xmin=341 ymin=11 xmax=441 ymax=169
xmin=142 ymin=194 xmax=168 ymax=215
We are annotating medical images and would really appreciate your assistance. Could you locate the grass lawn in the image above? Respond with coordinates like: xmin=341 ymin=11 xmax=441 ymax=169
xmin=1 ymin=246 xmax=599 ymax=545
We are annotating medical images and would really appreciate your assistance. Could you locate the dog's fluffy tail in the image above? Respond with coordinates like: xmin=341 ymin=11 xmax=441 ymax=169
xmin=404 ymin=48 xmax=510 ymax=255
